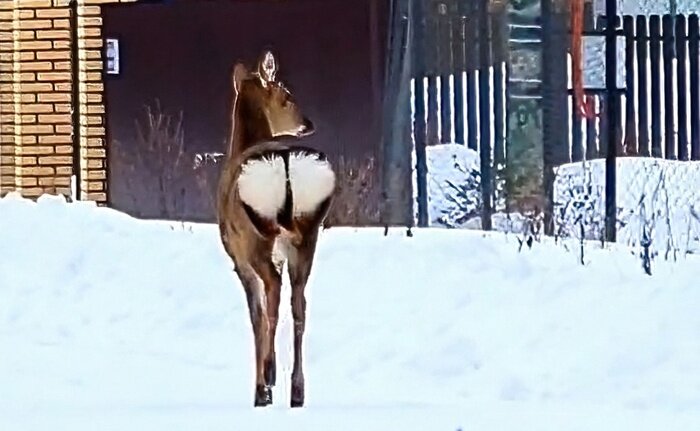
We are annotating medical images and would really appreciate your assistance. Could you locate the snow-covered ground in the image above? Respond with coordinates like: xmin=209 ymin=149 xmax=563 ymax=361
xmin=2 ymin=193 xmax=700 ymax=430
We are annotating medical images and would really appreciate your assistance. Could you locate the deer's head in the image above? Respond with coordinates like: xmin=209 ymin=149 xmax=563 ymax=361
xmin=230 ymin=50 xmax=314 ymax=153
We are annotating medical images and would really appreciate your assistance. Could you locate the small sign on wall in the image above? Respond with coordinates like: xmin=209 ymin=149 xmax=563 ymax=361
xmin=105 ymin=38 xmax=120 ymax=75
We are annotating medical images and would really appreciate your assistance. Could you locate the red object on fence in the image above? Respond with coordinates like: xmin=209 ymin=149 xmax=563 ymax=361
xmin=571 ymin=0 xmax=599 ymax=119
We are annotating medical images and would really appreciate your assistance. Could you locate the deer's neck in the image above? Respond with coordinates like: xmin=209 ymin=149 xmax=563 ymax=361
xmin=227 ymin=117 xmax=246 ymax=160
xmin=227 ymin=117 xmax=252 ymax=160
xmin=227 ymin=104 xmax=270 ymax=160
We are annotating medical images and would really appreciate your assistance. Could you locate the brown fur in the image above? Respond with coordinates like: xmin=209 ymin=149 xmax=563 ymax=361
xmin=216 ymin=50 xmax=336 ymax=408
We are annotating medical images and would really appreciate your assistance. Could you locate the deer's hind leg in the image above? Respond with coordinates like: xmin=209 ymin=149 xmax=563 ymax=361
xmin=248 ymin=240 xmax=285 ymax=403
xmin=235 ymin=264 xmax=272 ymax=407
xmin=261 ymin=238 xmax=289 ymax=389
xmin=286 ymin=229 xmax=320 ymax=408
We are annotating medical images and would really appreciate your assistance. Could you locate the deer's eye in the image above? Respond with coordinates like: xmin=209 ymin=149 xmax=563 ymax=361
xmin=282 ymin=92 xmax=291 ymax=106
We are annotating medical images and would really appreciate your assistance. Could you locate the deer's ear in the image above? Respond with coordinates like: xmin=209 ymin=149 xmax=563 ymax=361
xmin=232 ymin=63 xmax=249 ymax=93
xmin=257 ymin=50 xmax=278 ymax=84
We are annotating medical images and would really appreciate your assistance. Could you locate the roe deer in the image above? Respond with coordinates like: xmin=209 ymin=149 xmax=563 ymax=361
xmin=216 ymin=50 xmax=337 ymax=408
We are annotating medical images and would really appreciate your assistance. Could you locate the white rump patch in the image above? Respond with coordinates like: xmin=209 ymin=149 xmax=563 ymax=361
xmin=288 ymin=152 xmax=336 ymax=217
xmin=237 ymin=151 xmax=335 ymax=222
xmin=237 ymin=155 xmax=287 ymax=220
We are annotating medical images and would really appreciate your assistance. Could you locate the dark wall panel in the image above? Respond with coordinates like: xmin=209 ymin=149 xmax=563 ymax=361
xmin=103 ymin=0 xmax=388 ymax=222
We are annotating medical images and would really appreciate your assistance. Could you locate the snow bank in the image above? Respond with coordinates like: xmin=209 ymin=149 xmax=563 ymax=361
xmin=2 ymin=193 xmax=700 ymax=430
xmin=424 ymin=144 xmax=700 ymax=253
xmin=426 ymin=144 xmax=537 ymax=233
xmin=554 ymin=157 xmax=700 ymax=255
xmin=425 ymin=143 xmax=482 ymax=227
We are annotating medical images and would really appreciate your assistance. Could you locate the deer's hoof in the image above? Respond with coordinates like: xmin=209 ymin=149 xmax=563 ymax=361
xmin=290 ymin=383 xmax=304 ymax=408
xmin=254 ymin=384 xmax=272 ymax=407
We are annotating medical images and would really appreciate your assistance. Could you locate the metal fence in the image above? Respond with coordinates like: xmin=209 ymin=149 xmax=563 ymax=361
xmin=381 ymin=0 xmax=700 ymax=258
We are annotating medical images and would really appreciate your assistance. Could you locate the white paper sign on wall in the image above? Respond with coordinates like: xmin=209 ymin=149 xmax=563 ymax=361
xmin=105 ymin=38 xmax=120 ymax=75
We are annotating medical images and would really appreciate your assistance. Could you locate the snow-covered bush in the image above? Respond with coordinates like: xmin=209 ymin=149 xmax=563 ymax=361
xmin=425 ymin=144 xmax=510 ymax=229
xmin=434 ymin=160 xmax=482 ymax=228
xmin=552 ymin=161 xmax=606 ymax=243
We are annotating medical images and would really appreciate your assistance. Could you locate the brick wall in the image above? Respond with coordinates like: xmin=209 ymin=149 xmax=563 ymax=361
xmin=0 ymin=0 xmax=137 ymax=203
xmin=0 ymin=1 xmax=17 ymax=196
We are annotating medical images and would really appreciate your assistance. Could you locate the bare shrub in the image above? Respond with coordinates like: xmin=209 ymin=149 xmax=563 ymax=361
xmin=192 ymin=152 xmax=225 ymax=216
xmin=109 ymin=100 xmax=220 ymax=222
xmin=324 ymin=154 xmax=382 ymax=227
xmin=133 ymin=101 xmax=187 ymax=215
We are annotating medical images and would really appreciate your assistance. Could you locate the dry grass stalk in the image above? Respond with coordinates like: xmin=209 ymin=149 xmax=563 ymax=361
xmin=324 ymin=154 xmax=382 ymax=227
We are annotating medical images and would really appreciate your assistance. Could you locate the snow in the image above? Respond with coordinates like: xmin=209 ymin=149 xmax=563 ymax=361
xmin=594 ymin=0 xmax=700 ymax=16
xmin=424 ymin=143 xmax=700 ymax=254
xmin=555 ymin=157 xmax=700 ymax=254
xmin=425 ymin=143 xmax=482 ymax=227
xmin=2 ymin=192 xmax=700 ymax=430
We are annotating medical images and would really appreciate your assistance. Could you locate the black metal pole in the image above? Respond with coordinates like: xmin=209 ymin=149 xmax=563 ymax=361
xmin=604 ymin=0 xmax=617 ymax=242
xmin=69 ymin=0 xmax=81 ymax=201
xmin=541 ymin=0 xmax=553 ymax=235
xmin=412 ymin=0 xmax=429 ymax=227
xmin=477 ymin=0 xmax=492 ymax=231
xmin=381 ymin=0 xmax=414 ymax=233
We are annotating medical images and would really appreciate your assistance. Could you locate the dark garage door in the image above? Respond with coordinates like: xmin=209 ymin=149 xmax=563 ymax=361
xmin=102 ymin=0 xmax=388 ymax=223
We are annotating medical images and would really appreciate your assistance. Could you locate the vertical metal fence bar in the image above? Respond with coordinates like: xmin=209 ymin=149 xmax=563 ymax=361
xmin=465 ymin=0 xmax=478 ymax=151
xmin=623 ymin=15 xmax=637 ymax=155
xmin=542 ymin=0 xmax=569 ymax=235
xmin=413 ymin=0 xmax=429 ymax=227
xmin=649 ymin=15 xmax=663 ymax=158
xmin=676 ymin=14 xmax=689 ymax=161
xmin=438 ymin=3 xmax=453 ymax=143
xmin=452 ymin=2 xmax=466 ymax=145
xmin=492 ymin=9 xmax=507 ymax=170
xmin=381 ymin=0 xmax=415 ymax=230
xmin=689 ymin=14 xmax=700 ymax=160
xmin=604 ymin=0 xmax=618 ymax=242
xmin=477 ymin=0 xmax=492 ymax=231
xmin=662 ymin=14 xmax=676 ymax=159
xmin=636 ymin=14 xmax=650 ymax=156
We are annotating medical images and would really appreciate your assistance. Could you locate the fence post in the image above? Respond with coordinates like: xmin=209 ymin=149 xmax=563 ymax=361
xmin=381 ymin=0 xmax=415 ymax=231
xmin=604 ymin=0 xmax=618 ymax=243
xmin=437 ymin=1 xmax=453 ymax=143
xmin=452 ymin=1 xmax=467 ymax=145
xmin=676 ymin=14 xmax=689 ymax=161
xmin=425 ymin=4 xmax=440 ymax=146
xmin=636 ymin=14 xmax=650 ymax=156
xmin=465 ymin=1 xmax=478 ymax=151
xmin=413 ymin=0 xmax=430 ymax=227
xmin=623 ymin=15 xmax=638 ymax=156
xmin=662 ymin=14 xmax=676 ymax=159
xmin=649 ymin=15 xmax=663 ymax=158
xmin=492 ymin=7 xmax=507 ymax=172
xmin=541 ymin=0 xmax=569 ymax=235
xmin=689 ymin=14 xmax=700 ymax=160
xmin=477 ymin=0 xmax=492 ymax=230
